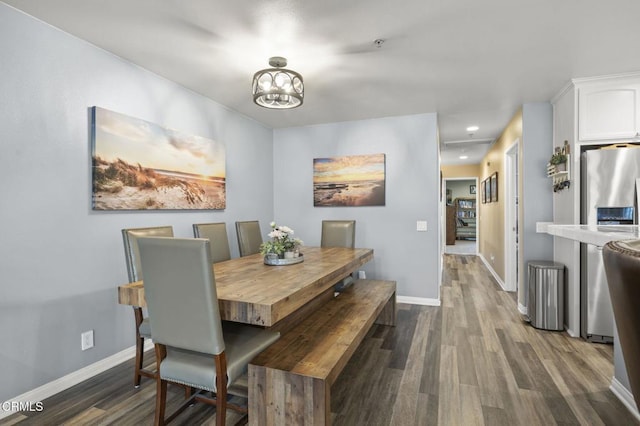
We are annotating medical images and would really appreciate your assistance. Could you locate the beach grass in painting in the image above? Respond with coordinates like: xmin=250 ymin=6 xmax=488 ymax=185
xmin=313 ymin=154 xmax=385 ymax=207
xmin=91 ymin=107 xmax=225 ymax=210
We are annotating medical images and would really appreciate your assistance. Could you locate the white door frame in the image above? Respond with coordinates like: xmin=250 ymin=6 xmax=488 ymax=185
xmin=504 ymin=140 xmax=519 ymax=295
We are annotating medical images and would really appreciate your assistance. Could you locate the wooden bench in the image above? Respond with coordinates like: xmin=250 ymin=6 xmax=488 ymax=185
xmin=248 ymin=279 xmax=396 ymax=425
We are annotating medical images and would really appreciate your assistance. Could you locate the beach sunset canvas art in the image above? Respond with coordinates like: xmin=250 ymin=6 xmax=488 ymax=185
xmin=91 ymin=107 xmax=226 ymax=210
xmin=313 ymin=153 xmax=386 ymax=207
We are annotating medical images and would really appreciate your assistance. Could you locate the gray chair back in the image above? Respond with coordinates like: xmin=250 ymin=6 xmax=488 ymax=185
xmin=321 ymin=220 xmax=356 ymax=248
xmin=603 ymin=239 xmax=640 ymax=409
xmin=122 ymin=226 xmax=174 ymax=282
xmin=138 ymin=237 xmax=225 ymax=355
xmin=235 ymin=220 xmax=263 ymax=257
xmin=193 ymin=222 xmax=231 ymax=263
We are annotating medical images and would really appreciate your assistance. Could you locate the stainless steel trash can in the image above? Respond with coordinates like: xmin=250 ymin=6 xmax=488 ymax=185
xmin=528 ymin=261 xmax=565 ymax=331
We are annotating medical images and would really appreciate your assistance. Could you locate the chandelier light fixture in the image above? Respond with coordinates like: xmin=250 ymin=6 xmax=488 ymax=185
xmin=252 ymin=56 xmax=304 ymax=109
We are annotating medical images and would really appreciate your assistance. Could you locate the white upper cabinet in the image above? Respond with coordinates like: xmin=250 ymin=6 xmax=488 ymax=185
xmin=578 ymin=84 xmax=640 ymax=141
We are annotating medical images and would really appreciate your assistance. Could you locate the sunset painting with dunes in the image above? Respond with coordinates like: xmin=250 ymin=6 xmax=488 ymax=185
xmin=313 ymin=154 xmax=386 ymax=207
xmin=91 ymin=107 xmax=226 ymax=210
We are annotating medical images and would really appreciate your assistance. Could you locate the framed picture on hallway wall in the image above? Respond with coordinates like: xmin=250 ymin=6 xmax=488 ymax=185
xmin=483 ymin=178 xmax=490 ymax=203
xmin=490 ymin=172 xmax=498 ymax=202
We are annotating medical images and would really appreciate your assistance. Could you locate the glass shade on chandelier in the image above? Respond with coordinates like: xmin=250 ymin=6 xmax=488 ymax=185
xmin=252 ymin=57 xmax=303 ymax=109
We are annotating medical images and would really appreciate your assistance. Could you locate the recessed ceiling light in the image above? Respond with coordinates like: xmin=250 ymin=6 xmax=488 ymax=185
xmin=459 ymin=155 xmax=469 ymax=159
xmin=466 ymin=126 xmax=479 ymax=132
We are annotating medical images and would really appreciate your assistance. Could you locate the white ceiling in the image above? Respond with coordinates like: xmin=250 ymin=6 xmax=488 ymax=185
xmin=5 ymin=0 xmax=640 ymax=165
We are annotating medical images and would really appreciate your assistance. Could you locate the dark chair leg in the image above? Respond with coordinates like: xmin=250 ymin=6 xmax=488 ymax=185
xmin=154 ymin=377 xmax=167 ymax=426
xmin=133 ymin=307 xmax=145 ymax=388
xmin=215 ymin=353 xmax=228 ymax=426
xmin=154 ymin=344 xmax=167 ymax=426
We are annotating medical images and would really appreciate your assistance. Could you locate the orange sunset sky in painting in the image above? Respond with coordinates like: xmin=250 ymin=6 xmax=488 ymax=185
xmin=313 ymin=154 xmax=385 ymax=183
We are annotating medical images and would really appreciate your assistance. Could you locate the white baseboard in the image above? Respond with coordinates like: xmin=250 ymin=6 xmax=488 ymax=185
xmin=478 ymin=253 xmax=507 ymax=291
xmin=397 ymin=296 xmax=441 ymax=306
xmin=565 ymin=327 xmax=579 ymax=338
xmin=0 ymin=340 xmax=153 ymax=420
xmin=610 ymin=377 xmax=640 ymax=422
xmin=518 ymin=302 xmax=528 ymax=316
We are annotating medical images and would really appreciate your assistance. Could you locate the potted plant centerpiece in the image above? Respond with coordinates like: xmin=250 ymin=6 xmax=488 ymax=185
xmin=260 ymin=222 xmax=304 ymax=265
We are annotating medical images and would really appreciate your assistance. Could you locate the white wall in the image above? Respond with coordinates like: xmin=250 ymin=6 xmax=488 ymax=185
xmin=272 ymin=114 xmax=441 ymax=300
xmin=0 ymin=4 xmax=274 ymax=402
xmin=551 ymin=86 xmax=581 ymax=337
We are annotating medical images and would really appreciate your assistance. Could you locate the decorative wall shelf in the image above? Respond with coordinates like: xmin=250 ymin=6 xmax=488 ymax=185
xmin=547 ymin=154 xmax=570 ymax=192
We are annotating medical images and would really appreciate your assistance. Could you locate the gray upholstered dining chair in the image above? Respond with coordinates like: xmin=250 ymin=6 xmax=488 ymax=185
xmin=602 ymin=239 xmax=640 ymax=410
xmin=235 ymin=220 xmax=263 ymax=257
xmin=321 ymin=220 xmax=356 ymax=249
xmin=137 ymin=237 xmax=280 ymax=426
xmin=321 ymin=220 xmax=356 ymax=291
xmin=122 ymin=226 xmax=174 ymax=388
xmin=193 ymin=222 xmax=231 ymax=263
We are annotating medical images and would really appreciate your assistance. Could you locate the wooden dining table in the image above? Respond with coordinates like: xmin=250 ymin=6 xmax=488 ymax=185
xmin=118 ymin=246 xmax=373 ymax=329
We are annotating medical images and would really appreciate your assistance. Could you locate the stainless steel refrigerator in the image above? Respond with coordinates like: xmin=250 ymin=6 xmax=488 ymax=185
xmin=581 ymin=145 xmax=640 ymax=343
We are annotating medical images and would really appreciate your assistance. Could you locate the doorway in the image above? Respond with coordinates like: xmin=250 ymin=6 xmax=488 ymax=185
xmin=443 ymin=178 xmax=478 ymax=255
xmin=504 ymin=141 xmax=520 ymax=300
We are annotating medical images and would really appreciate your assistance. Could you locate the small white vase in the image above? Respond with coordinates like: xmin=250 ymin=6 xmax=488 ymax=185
xmin=284 ymin=251 xmax=294 ymax=259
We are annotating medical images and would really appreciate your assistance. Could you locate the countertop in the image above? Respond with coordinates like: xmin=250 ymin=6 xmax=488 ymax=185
xmin=536 ymin=223 xmax=640 ymax=246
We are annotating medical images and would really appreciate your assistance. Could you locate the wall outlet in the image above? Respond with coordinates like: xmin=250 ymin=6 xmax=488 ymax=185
xmin=81 ymin=330 xmax=94 ymax=351
xmin=416 ymin=220 xmax=428 ymax=231
xmin=358 ymin=270 xmax=366 ymax=279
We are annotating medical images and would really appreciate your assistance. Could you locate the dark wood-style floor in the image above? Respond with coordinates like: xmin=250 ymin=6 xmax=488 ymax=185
xmin=3 ymin=255 xmax=638 ymax=425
